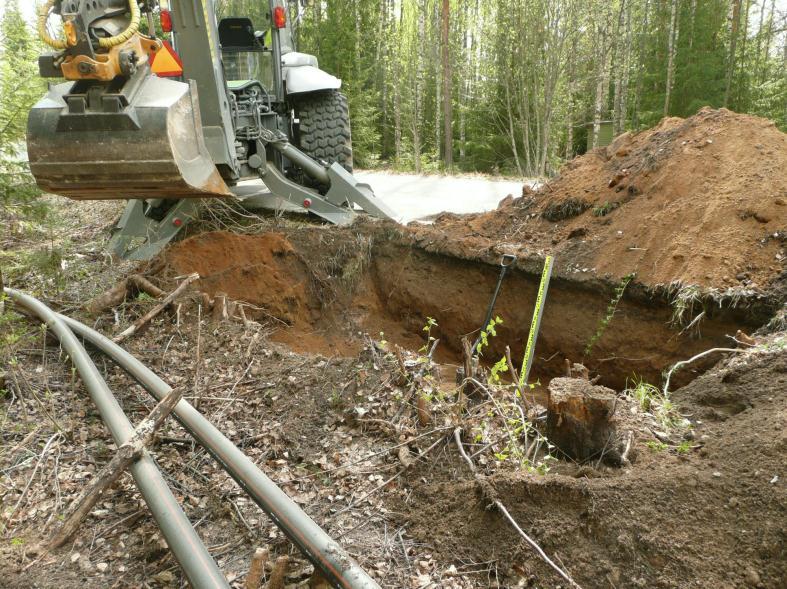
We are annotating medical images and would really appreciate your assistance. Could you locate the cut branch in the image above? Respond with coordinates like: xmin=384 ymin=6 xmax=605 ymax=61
xmin=86 ymin=275 xmax=165 ymax=314
xmin=49 ymin=387 xmax=183 ymax=549
xmin=114 ymin=273 xmax=199 ymax=342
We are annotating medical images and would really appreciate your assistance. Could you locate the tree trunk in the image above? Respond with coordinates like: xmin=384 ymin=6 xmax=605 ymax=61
xmin=441 ymin=0 xmax=453 ymax=169
xmin=760 ymin=0 xmax=776 ymax=84
xmin=592 ymin=18 xmax=611 ymax=149
xmin=619 ymin=0 xmax=632 ymax=132
xmin=664 ymin=0 xmax=679 ymax=116
xmin=736 ymin=0 xmax=752 ymax=107
xmin=632 ymin=0 xmax=651 ymax=129
xmin=612 ymin=0 xmax=628 ymax=135
xmin=724 ymin=0 xmax=743 ymax=107
xmin=565 ymin=32 xmax=576 ymax=159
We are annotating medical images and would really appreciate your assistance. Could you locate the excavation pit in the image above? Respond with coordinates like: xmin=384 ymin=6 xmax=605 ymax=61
xmin=161 ymin=227 xmax=780 ymax=390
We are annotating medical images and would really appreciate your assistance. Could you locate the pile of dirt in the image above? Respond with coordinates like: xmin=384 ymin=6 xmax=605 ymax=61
xmin=165 ymin=231 xmax=320 ymax=326
xmin=418 ymin=108 xmax=786 ymax=291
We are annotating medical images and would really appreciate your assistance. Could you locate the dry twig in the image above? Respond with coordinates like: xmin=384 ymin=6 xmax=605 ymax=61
xmin=114 ymin=273 xmax=199 ymax=342
xmin=453 ymin=428 xmax=583 ymax=589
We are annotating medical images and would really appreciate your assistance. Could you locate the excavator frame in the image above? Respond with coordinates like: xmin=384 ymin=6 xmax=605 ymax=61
xmin=27 ymin=0 xmax=396 ymax=260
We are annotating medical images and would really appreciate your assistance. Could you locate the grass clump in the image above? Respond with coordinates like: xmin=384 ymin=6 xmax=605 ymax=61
xmin=592 ymin=201 xmax=619 ymax=217
xmin=541 ymin=198 xmax=591 ymax=222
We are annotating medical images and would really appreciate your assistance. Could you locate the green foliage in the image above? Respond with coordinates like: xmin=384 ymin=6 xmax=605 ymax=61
xmin=1 ymin=1 xmax=46 ymax=220
xmin=292 ymin=0 xmax=785 ymax=175
xmin=584 ymin=273 xmax=635 ymax=357
xmin=625 ymin=375 xmax=688 ymax=432
xmin=475 ymin=316 xmax=503 ymax=356
xmin=419 ymin=316 xmax=438 ymax=354
xmin=488 ymin=356 xmax=509 ymax=385
xmin=592 ymin=201 xmax=619 ymax=217
xmin=646 ymin=440 xmax=668 ymax=452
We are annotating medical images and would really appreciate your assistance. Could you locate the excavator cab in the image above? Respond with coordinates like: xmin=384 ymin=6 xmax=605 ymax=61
xmin=218 ymin=17 xmax=275 ymax=92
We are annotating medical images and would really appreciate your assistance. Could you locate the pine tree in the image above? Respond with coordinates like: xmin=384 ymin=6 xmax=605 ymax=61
xmin=0 ymin=0 xmax=44 ymax=211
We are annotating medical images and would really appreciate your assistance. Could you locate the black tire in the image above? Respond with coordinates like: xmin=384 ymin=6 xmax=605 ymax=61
xmin=293 ymin=90 xmax=353 ymax=189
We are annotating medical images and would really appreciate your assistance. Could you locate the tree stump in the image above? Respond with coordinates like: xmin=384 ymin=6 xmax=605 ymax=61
xmin=546 ymin=377 xmax=620 ymax=464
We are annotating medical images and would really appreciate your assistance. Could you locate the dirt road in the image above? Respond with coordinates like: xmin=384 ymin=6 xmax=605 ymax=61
xmin=355 ymin=170 xmax=531 ymax=222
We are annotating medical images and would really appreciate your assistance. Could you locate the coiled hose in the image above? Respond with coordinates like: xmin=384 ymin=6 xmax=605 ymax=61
xmin=38 ymin=0 xmax=141 ymax=50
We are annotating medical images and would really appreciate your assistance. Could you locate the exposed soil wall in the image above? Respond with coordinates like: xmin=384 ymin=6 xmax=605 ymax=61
xmin=161 ymin=229 xmax=778 ymax=389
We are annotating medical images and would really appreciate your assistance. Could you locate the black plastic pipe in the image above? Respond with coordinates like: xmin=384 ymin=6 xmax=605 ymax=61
xmin=55 ymin=311 xmax=381 ymax=589
xmin=5 ymin=288 xmax=229 ymax=589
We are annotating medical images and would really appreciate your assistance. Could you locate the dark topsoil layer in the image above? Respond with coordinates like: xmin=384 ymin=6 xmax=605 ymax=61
xmin=394 ymin=344 xmax=786 ymax=589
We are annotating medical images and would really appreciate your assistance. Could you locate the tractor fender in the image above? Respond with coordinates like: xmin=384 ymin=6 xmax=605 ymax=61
xmin=282 ymin=52 xmax=341 ymax=95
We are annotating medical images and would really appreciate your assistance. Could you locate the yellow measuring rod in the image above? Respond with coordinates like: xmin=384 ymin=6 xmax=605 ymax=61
xmin=519 ymin=255 xmax=554 ymax=387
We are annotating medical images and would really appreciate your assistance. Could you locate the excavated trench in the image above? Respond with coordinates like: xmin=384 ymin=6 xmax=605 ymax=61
xmin=161 ymin=228 xmax=779 ymax=390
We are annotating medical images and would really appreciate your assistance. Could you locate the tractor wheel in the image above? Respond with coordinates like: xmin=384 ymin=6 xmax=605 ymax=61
xmin=293 ymin=90 xmax=353 ymax=190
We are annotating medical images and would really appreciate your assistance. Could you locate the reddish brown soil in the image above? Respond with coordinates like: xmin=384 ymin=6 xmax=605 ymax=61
xmin=416 ymin=108 xmax=786 ymax=290
xmin=160 ymin=228 xmax=776 ymax=390
xmin=166 ymin=232 xmax=320 ymax=326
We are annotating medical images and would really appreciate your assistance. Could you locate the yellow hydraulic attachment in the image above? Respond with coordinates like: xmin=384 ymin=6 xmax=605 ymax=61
xmin=38 ymin=0 xmax=161 ymax=81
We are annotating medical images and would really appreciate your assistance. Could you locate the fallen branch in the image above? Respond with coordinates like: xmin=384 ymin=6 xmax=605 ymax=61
xmin=114 ymin=273 xmax=199 ymax=343
xmin=453 ymin=428 xmax=583 ymax=589
xmin=663 ymin=347 xmax=746 ymax=396
xmin=86 ymin=275 xmax=165 ymax=314
xmin=49 ymin=387 xmax=183 ymax=549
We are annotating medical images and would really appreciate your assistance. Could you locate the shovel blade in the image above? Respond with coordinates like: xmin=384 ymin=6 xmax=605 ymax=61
xmin=26 ymin=77 xmax=230 ymax=200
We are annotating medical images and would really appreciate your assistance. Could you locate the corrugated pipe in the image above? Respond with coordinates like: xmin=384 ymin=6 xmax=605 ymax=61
xmin=54 ymin=310 xmax=380 ymax=588
xmin=4 ymin=288 xmax=229 ymax=589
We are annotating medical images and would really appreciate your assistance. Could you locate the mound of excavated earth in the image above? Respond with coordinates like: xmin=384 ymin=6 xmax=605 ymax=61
xmin=415 ymin=107 xmax=786 ymax=292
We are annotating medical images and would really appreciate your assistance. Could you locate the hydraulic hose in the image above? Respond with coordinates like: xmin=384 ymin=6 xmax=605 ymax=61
xmin=4 ymin=288 xmax=230 ymax=589
xmin=55 ymin=312 xmax=381 ymax=589
xmin=98 ymin=0 xmax=141 ymax=49
xmin=38 ymin=1 xmax=67 ymax=50
xmin=38 ymin=0 xmax=141 ymax=50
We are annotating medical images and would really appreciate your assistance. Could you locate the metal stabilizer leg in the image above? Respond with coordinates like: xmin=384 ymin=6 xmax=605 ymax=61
xmin=108 ymin=199 xmax=202 ymax=261
xmin=257 ymin=161 xmax=356 ymax=225
xmin=324 ymin=163 xmax=397 ymax=221
xmin=259 ymin=133 xmax=397 ymax=223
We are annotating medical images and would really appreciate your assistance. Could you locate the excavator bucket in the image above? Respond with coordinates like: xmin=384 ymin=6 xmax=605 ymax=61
xmin=26 ymin=75 xmax=230 ymax=200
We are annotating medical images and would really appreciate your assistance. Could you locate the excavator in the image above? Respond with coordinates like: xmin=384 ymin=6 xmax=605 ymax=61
xmin=27 ymin=0 xmax=396 ymax=260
